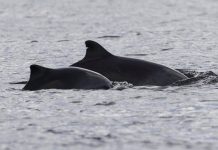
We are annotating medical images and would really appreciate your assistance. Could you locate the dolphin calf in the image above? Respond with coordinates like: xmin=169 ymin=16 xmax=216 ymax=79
xmin=71 ymin=40 xmax=188 ymax=86
xmin=23 ymin=64 xmax=112 ymax=90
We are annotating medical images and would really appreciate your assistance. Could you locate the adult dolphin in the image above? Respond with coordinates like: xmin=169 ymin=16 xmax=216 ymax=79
xmin=71 ymin=40 xmax=188 ymax=86
xmin=23 ymin=64 xmax=112 ymax=90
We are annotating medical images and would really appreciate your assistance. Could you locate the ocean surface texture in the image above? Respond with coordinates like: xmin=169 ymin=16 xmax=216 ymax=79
xmin=0 ymin=0 xmax=218 ymax=150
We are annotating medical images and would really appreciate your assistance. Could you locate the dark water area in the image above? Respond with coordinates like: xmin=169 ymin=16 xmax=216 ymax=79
xmin=1 ymin=0 xmax=218 ymax=150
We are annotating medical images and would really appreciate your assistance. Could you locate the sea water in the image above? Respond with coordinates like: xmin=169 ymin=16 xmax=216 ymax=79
xmin=0 ymin=0 xmax=218 ymax=149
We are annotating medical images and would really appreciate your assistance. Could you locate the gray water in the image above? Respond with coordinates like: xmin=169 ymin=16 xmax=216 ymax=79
xmin=1 ymin=0 xmax=218 ymax=149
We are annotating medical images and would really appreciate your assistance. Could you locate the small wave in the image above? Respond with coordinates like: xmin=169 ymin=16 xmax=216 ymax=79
xmin=161 ymin=48 xmax=174 ymax=51
xmin=97 ymin=35 xmax=121 ymax=39
xmin=125 ymin=53 xmax=148 ymax=56
xmin=173 ymin=69 xmax=218 ymax=86
xmin=95 ymin=101 xmax=115 ymax=106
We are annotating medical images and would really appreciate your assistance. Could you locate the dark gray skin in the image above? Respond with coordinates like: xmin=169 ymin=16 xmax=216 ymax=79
xmin=23 ymin=64 xmax=112 ymax=90
xmin=71 ymin=40 xmax=188 ymax=86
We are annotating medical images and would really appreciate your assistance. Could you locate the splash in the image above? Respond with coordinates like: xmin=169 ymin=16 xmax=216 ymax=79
xmin=173 ymin=69 xmax=218 ymax=86
xmin=112 ymin=81 xmax=133 ymax=90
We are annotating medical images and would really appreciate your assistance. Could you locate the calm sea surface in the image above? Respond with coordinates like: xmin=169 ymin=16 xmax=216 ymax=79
xmin=0 ymin=0 xmax=218 ymax=149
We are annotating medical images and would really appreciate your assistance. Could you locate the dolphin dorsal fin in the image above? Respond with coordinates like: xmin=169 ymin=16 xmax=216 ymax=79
xmin=29 ymin=64 xmax=49 ymax=81
xmin=83 ymin=40 xmax=113 ymax=61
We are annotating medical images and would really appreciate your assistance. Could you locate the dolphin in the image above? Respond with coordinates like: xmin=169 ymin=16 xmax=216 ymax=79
xmin=71 ymin=40 xmax=188 ymax=86
xmin=23 ymin=64 xmax=112 ymax=90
